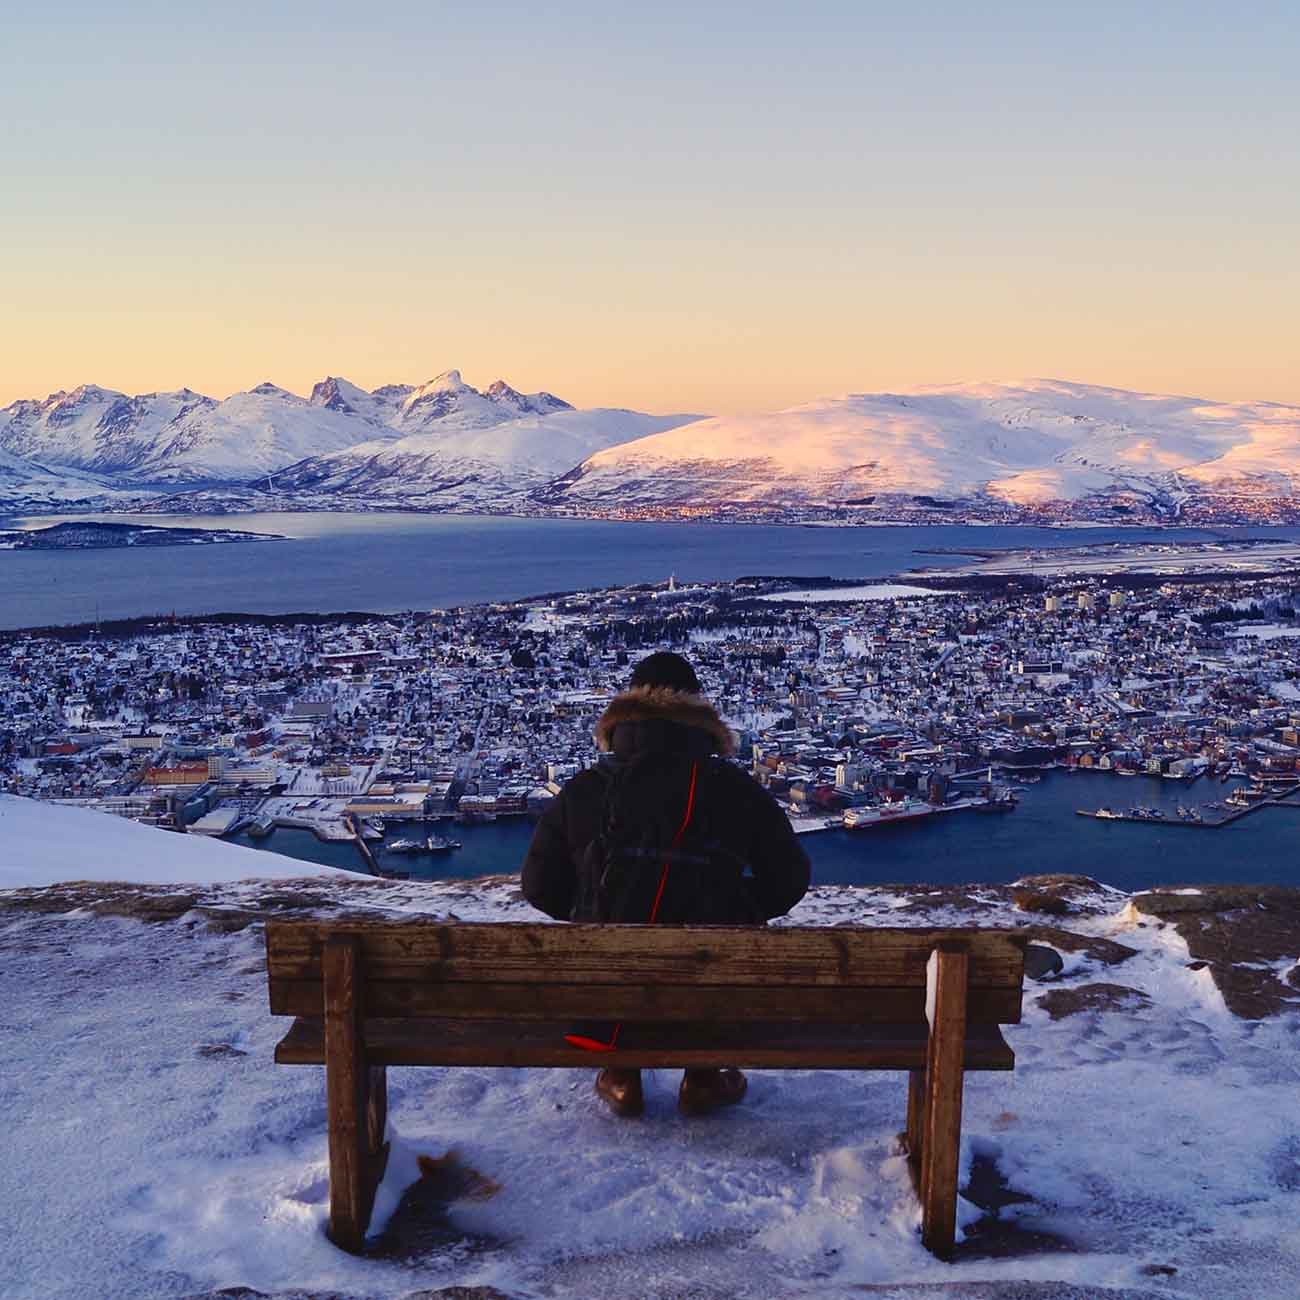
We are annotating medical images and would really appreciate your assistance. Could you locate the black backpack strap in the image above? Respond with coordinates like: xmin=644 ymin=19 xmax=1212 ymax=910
xmin=645 ymin=760 xmax=699 ymax=924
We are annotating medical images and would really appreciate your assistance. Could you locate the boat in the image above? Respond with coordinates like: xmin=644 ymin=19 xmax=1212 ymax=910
xmin=1094 ymin=806 xmax=1121 ymax=819
xmin=974 ymin=794 xmax=1017 ymax=812
xmin=843 ymin=798 xmax=935 ymax=829
xmin=247 ymin=814 xmax=276 ymax=838
xmin=425 ymin=835 xmax=461 ymax=853
xmin=387 ymin=838 xmax=426 ymax=854
xmin=1226 ymin=787 xmax=1269 ymax=808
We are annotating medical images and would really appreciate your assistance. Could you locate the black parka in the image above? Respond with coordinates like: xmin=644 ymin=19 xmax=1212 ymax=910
xmin=521 ymin=686 xmax=810 ymax=923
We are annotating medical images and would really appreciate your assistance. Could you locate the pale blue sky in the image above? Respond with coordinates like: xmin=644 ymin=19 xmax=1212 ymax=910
xmin=4 ymin=2 xmax=1298 ymax=411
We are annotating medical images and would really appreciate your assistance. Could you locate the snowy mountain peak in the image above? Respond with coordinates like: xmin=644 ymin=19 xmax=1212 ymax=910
xmin=485 ymin=380 xmax=574 ymax=416
xmin=417 ymin=369 xmax=469 ymax=394
xmin=310 ymin=376 xmax=370 ymax=414
xmin=249 ymin=382 xmax=296 ymax=400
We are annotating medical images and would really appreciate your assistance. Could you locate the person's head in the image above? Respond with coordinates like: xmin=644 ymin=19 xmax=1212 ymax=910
xmin=628 ymin=651 xmax=702 ymax=695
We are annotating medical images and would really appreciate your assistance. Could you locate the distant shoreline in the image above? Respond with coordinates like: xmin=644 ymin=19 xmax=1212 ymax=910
xmin=0 ymin=520 xmax=286 ymax=552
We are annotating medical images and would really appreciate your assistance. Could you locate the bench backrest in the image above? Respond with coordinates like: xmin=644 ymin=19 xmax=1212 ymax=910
xmin=267 ymin=922 xmax=1026 ymax=1025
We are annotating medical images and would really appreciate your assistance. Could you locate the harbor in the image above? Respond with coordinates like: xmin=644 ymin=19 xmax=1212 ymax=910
xmin=1078 ymin=782 xmax=1300 ymax=828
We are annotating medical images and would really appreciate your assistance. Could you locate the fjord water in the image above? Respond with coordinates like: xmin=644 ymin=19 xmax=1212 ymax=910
xmin=230 ymin=770 xmax=1300 ymax=894
xmin=4 ymin=511 xmax=1300 ymax=629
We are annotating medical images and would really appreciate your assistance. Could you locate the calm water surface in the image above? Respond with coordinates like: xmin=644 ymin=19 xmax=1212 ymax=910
xmin=4 ymin=512 xmax=1299 ymax=630
xmin=230 ymin=770 xmax=1299 ymax=894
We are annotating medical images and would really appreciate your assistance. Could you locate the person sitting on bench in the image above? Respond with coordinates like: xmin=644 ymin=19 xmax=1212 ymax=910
xmin=521 ymin=650 xmax=811 ymax=1117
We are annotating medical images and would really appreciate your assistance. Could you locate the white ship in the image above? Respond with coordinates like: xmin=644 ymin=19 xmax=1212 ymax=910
xmin=842 ymin=798 xmax=935 ymax=829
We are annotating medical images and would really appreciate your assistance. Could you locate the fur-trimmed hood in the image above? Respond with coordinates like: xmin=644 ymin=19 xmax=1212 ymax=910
xmin=594 ymin=685 xmax=736 ymax=757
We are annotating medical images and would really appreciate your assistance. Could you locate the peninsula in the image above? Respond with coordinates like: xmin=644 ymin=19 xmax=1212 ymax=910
xmin=0 ymin=521 xmax=285 ymax=550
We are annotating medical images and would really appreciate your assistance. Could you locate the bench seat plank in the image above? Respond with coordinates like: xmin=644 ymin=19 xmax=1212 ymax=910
xmin=270 ymin=977 xmax=1022 ymax=1024
xmin=274 ymin=1016 xmax=1016 ymax=1072
xmin=266 ymin=922 xmax=1026 ymax=990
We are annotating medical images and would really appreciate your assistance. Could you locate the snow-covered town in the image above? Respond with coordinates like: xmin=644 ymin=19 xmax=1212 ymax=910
xmin=3 ymin=567 xmax=1298 ymax=863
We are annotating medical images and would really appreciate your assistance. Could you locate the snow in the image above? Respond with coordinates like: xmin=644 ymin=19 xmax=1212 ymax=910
xmin=1231 ymin=623 xmax=1300 ymax=640
xmin=760 ymin=583 xmax=953 ymax=603
xmin=5 ymin=805 xmax=1300 ymax=1297
xmin=4 ymin=871 xmax=1300 ymax=1298
xmin=273 ymin=406 xmax=703 ymax=502
xmin=560 ymin=378 xmax=1300 ymax=507
xmin=0 ymin=794 xmax=349 ymax=886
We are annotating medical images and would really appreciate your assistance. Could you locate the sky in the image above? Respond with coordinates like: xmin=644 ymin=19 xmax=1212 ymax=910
xmin=3 ymin=1 xmax=1298 ymax=414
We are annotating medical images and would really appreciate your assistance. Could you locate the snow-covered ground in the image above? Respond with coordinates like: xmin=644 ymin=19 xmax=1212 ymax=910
xmin=4 ymin=799 xmax=1300 ymax=1299
xmin=0 ymin=793 xmax=350 ymax=886
xmin=1231 ymin=623 xmax=1300 ymax=641
xmin=760 ymin=583 xmax=952 ymax=603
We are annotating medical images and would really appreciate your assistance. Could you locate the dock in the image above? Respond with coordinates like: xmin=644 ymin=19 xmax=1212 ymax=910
xmin=1077 ymin=785 xmax=1300 ymax=829
xmin=344 ymin=813 xmax=381 ymax=875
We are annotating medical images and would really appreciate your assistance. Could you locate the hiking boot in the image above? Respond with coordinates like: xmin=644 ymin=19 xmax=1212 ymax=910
xmin=678 ymin=1068 xmax=747 ymax=1116
xmin=595 ymin=1068 xmax=644 ymax=1117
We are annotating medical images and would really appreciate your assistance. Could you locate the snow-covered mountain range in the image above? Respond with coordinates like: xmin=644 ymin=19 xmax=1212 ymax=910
xmin=546 ymin=379 xmax=1300 ymax=514
xmin=3 ymin=375 xmax=1299 ymax=519
xmin=0 ymin=371 xmax=587 ymax=485
xmin=269 ymin=407 xmax=703 ymax=507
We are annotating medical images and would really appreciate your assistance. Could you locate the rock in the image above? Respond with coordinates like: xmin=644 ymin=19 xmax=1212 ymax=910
xmin=1023 ymin=944 xmax=1065 ymax=980
xmin=192 ymin=906 xmax=264 ymax=933
xmin=92 ymin=890 xmax=200 ymax=923
xmin=1020 ymin=925 xmax=1138 ymax=967
xmin=889 ymin=885 xmax=1001 ymax=914
xmin=851 ymin=1282 xmax=1171 ymax=1297
xmin=1014 ymin=874 xmax=1117 ymax=914
xmin=1126 ymin=886 xmax=1300 ymax=1018
xmin=1035 ymin=983 xmax=1152 ymax=1021
xmin=1012 ymin=888 xmax=1071 ymax=916
xmin=403 ymin=1289 xmax=518 ymax=1299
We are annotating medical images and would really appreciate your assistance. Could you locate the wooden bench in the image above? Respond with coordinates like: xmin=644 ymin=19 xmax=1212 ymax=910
xmin=266 ymin=920 xmax=1027 ymax=1258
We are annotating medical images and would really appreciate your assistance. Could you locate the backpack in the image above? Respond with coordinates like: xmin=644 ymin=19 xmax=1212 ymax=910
xmin=572 ymin=753 xmax=761 ymax=926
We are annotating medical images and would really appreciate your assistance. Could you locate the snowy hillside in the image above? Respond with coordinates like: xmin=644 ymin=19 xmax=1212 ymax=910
xmin=273 ymin=406 xmax=704 ymax=507
xmin=0 ymin=794 xmax=348 ymax=885
xmin=4 ymin=845 xmax=1300 ymax=1299
xmin=550 ymin=379 xmax=1300 ymax=511
xmin=0 ymin=441 xmax=123 ymax=511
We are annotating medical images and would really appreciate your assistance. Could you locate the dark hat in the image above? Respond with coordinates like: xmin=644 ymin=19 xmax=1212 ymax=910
xmin=629 ymin=651 xmax=701 ymax=694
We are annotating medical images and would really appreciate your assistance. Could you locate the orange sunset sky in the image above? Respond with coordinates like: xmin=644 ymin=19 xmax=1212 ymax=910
xmin=4 ymin=2 xmax=1298 ymax=415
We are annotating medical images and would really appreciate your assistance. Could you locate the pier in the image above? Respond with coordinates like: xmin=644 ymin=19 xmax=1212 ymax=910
xmin=1077 ymin=785 xmax=1300 ymax=829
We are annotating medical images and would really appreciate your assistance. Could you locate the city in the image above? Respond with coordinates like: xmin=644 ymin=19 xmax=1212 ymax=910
xmin=5 ymin=564 xmax=1297 ymax=871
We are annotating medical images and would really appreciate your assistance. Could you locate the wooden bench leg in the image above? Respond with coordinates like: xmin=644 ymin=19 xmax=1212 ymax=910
xmin=903 ymin=1067 xmax=926 ymax=1189
xmin=919 ymin=945 xmax=969 ymax=1259
xmin=367 ymin=1064 xmax=388 ymax=1158
xmin=324 ymin=935 xmax=381 ymax=1253
xmin=905 ymin=1068 xmax=925 ymax=1157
